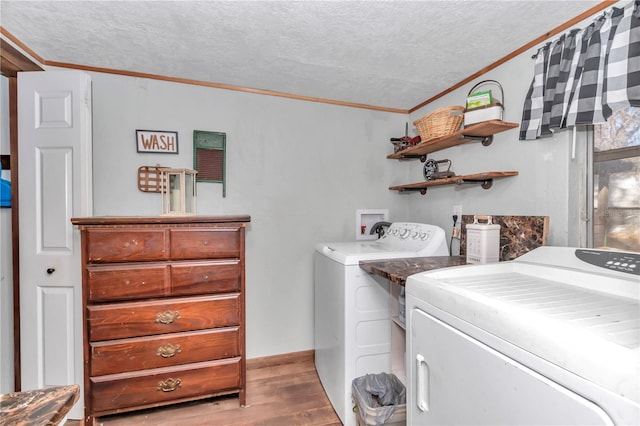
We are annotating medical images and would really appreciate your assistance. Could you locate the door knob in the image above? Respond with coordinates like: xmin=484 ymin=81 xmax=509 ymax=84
xmin=46 ymin=268 xmax=55 ymax=274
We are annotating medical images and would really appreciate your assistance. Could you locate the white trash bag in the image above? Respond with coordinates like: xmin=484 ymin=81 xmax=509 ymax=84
xmin=352 ymin=373 xmax=406 ymax=426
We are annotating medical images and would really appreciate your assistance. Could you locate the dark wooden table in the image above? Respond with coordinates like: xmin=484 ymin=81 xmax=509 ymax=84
xmin=359 ymin=255 xmax=468 ymax=285
xmin=1 ymin=384 xmax=80 ymax=425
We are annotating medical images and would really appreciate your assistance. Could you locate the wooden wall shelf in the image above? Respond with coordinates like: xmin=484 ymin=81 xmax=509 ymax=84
xmin=389 ymin=171 xmax=518 ymax=195
xmin=387 ymin=120 xmax=518 ymax=160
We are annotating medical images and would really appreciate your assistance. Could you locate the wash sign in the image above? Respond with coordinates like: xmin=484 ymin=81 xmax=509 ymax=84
xmin=136 ymin=130 xmax=179 ymax=154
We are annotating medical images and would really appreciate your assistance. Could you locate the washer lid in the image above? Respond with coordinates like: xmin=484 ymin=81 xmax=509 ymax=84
xmin=315 ymin=241 xmax=421 ymax=265
xmin=406 ymin=249 xmax=640 ymax=403
xmin=315 ymin=222 xmax=449 ymax=265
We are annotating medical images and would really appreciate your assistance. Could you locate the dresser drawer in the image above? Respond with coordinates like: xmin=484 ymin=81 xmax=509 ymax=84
xmin=170 ymin=228 xmax=241 ymax=260
xmin=170 ymin=261 xmax=241 ymax=296
xmin=88 ymin=295 xmax=240 ymax=341
xmin=90 ymin=327 xmax=240 ymax=376
xmin=87 ymin=264 xmax=168 ymax=302
xmin=90 ymin=358 xmax=241 ymax=413
xmin=86 ymin=229 xmax=168 ymax=262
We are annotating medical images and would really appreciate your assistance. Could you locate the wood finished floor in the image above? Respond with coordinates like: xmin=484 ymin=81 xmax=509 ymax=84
xmin=67 ymin=354 xmax=342 ymax=426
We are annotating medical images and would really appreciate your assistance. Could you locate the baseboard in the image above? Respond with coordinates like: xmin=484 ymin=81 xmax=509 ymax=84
xmin=246 ymin=349 xmax=314 ymax=370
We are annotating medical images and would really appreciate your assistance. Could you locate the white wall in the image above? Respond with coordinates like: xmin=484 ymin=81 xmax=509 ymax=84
xmin=405 ymin=43 xmax=586 ymax=249
xmin=79 ymin=71 xmax=412 ymax=358
xmin=3 ymin=2 xmax=604 ymax=362
xmin=59 ymin=36 xmax=591 ymax=358
xmin=0 ymin=75 xmax=14 ymax=393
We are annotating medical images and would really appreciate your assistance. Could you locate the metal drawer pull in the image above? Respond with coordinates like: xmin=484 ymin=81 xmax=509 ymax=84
xmin=156 ymin=310 xmax=180 ymax=324
xmin=157 ymin=378 xmax=181 ymax=392
xmin=157 ymin=343 xmax=181 ymax=358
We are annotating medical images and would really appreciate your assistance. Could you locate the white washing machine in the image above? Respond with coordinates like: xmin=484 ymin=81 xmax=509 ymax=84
xmin=406 ymin=247 xmax=640 ymax=425
xmin=314 ymin=222 xmax=448 ymax=426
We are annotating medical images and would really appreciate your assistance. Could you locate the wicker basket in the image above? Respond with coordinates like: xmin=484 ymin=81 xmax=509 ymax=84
xmin=413 ymin=106 xmax=465 ymax=142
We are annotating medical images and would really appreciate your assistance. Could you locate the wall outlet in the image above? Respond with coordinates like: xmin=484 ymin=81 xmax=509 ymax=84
xmin=453 ymin=227 xmax=462 ymax=239
xmin=452 ymin=204 xmax=462 ymax=240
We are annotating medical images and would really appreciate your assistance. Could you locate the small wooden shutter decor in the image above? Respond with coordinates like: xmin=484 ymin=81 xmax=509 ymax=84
xmin=193 ymin=130 xmax=226 ymax=197
xmin=137 ymin=165 xmax=165 ymax=193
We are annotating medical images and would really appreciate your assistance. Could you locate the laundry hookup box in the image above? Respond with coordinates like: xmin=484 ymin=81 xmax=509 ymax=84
xmin=466 ymin=215 xmax=500 ymax=264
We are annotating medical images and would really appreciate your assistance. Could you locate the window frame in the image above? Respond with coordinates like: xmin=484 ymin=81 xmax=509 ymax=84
xmin=588 ymin=116 xmax=640 ymax=251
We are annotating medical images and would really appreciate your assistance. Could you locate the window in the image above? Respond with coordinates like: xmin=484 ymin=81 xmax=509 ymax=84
xmin=592 ymin=108 xmax=640 ymax=252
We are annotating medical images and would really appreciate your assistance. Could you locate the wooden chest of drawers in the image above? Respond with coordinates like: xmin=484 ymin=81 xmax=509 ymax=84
xmin=71 ymin=216 xmax=250 ymax=424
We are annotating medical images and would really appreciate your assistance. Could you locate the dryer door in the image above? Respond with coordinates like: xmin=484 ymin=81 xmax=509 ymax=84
xmin=408 ymin=308 xmax=614 ymax=426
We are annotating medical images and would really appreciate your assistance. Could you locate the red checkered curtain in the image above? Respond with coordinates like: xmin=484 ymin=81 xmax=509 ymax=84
xmin=520 ymin=0 xmax=640 ymax=140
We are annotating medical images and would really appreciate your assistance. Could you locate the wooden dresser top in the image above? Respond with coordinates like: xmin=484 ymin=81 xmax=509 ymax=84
xmin=71 ymin=215 xmax=251 ymax=226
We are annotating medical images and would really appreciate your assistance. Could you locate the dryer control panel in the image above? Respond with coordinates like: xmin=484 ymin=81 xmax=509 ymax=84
xmin=575 ymin=249 xmax=640 ymax=276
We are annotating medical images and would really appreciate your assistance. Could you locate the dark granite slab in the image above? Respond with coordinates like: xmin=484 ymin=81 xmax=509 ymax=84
xmin=360 ymin=256 xmax=467 ymax=286
xmin=1 ymin=384 xmax=79 ymax=425
xmin=360 ymin=216 xmax=548 ymax=286
xmin=460 ymin=215 xmax=549 ymax=261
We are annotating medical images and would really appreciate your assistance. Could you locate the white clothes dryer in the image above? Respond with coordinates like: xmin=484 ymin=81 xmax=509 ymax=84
xmin=314 ymin=222 xmax=448 ymax=426
xmin=406 ymin=247 xmax=640 ymax=425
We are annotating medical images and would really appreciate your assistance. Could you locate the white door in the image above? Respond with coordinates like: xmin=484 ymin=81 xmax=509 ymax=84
xmin=18 ymin=70 xmax=92 ymax=419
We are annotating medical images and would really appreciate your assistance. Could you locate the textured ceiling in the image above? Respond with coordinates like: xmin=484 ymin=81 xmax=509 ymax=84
xmin=0 ymin=0 xmax=603 ymax=111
